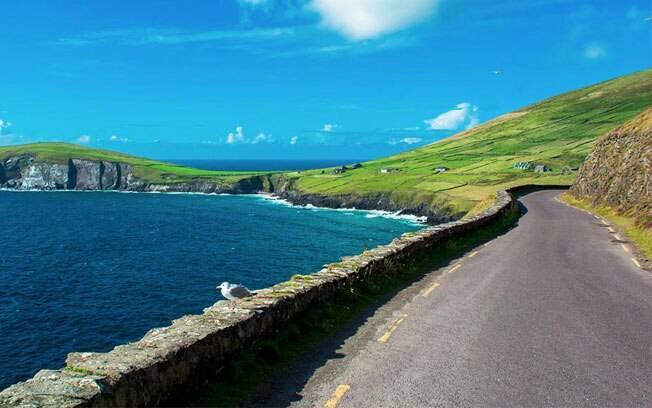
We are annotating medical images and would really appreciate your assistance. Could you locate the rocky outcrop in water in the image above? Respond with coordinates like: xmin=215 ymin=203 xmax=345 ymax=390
xmin=570 ymin=108 xmax=652 ymax=226
xmin=275 ymin=190 xmax=458 ymax=224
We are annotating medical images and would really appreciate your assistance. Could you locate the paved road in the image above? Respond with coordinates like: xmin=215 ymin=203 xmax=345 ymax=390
xmin=251 ymin=190 xmax=652 ymax=407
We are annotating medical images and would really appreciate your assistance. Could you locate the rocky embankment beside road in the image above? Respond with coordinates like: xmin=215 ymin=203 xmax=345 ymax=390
xmin=570 ymin=108 xmax=652 ymax=226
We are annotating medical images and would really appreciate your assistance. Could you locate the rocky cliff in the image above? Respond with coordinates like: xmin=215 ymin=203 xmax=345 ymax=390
xmin=0 ymin=155 xmax=146 ymax=191
xmin=570 ymin=108 xmax=652 ymax=226
xmin=0 ymin=156 xmax=456 ymax=222
xmin=0 ymin=155 xmax=245 ymax=193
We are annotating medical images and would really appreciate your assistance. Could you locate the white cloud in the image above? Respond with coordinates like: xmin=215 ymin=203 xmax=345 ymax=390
xmin=389 ymin=137 xmax=423 ymax=145
xmin=321 ymin=123 xmax=338 ymax=132
xmin=226 ymin=126 xmax=245 ymax=144
xmin=290 ymin=136 xmax=299 ymax=145
xmin=0 ymin=119 xmax=12 ymax=131
xmin=238 ymin=0 xmax=270 ymax=6
xmin=252 ymin=132 xmax=273 ymax=144
xmin=309 ymin=0 xmax=438 ymax=41
xmin=54 ymin=27 xmax=293 ymax=47
xmin=224 ymin=126 xmax=273 ymax=144
xmin=583 ymin=43 xmax=606 ymax=59
xmin=424 ymin=103 xmax=479 ymax=131
xmin=109 ymin=135 xmax=129 ymax=142
xmin=76 ymin=135 xmax=91 ymax=144
xmin=0 ymin=119 xmax=24 ymax=145
xmin=400 ymin=137 xmax=422 ymax=144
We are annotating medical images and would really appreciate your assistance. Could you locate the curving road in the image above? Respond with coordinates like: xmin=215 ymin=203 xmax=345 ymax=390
xmin=251 ymin=190 xmax=652 ymax=407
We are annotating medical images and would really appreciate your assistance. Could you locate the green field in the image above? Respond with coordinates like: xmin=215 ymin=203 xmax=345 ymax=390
xmin=283 ymin=69 xmax=652 ymax=216
xmin=0 ymin=142 xmax=262 ymax=184
xmin=2 ymin=70 xmax=651 ymax=216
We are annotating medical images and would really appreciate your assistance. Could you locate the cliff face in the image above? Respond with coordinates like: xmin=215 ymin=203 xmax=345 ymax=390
xmin=0 ymin=155 xmax=146 ymax=191
xmin=570 ymin=108 xmax=652 ymax=226
xmin=0 ymin=156 xmax=456 ymax=222
xmin=0 ymin=155 xmax=271 ymax=194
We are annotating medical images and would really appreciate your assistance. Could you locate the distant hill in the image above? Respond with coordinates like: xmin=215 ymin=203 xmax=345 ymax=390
xmin=280 ymin=70 xmax=652 ymax=217
xmin=0 ymin=143 xmax=260 ymax=189
xmin=1 ymin=70 xmax=651 ymax=219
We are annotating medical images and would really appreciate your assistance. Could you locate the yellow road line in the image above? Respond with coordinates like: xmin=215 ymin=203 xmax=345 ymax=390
xmin=378 ymin=316 xmax=406 ymax=343
xmin=448 ymin=264 xmax=462 ymax=274
xmin=422 ymin=282 xmax=440 ymax=297
xmin=325 ymin=384 xmax=351 ymax=408
xmin=632 ymin=258 xmax=641 ymax=268
xmin=622 ymin=244 xmax=630 ymax=253
xmin=468 ymin=251 xmax=479 ymax=258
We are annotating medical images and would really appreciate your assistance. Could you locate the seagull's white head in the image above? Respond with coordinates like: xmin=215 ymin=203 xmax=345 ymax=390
xmin=217 ymin=282 xmax=229 ymax=290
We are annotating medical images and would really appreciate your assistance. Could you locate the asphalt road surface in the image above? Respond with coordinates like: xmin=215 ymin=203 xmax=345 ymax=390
xmin=251 ymin=190 xmax=651 ymax=407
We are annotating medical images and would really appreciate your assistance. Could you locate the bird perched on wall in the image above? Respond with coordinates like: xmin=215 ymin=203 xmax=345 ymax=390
xmin=217 ymin=282 xmax=253 ymax=300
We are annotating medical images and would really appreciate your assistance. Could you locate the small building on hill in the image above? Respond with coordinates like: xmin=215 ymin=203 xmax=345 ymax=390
xmin=350 ymin=163 xmax=363 ymax=169
xmin=434 ymin=166 xmax=449 ymax=174
xmin=513 ymin=161 xmax=532 ymax=170
xmin=380 ymin=167 xmax=400 ymax=174
xmin=534 ymin=164 xmax=550 ymax=173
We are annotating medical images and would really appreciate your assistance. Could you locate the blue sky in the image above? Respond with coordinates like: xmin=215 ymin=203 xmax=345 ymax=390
xmin=0 ymin=0 xmax=649 ymax=160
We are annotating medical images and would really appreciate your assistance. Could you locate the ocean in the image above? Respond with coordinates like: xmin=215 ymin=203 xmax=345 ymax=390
xmin=0 ymin=190 xmax=420 ymax=389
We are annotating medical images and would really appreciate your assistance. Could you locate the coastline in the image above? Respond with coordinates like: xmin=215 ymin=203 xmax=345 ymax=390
xmin=0 ymin=188 xmax=428 ymax=225
xmin=0 ymin=188 xmax=516 ymax=407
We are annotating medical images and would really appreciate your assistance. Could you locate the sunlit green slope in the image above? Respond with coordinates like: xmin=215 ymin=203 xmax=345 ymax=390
xmin=282 ymin=70 xmax=652 ymax=215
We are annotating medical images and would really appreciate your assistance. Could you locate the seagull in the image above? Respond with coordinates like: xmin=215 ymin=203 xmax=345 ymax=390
xmin=217 ymin=282 xmax=253 ymax=301
xmin=493 ymin=69 xmax=503 ymax=76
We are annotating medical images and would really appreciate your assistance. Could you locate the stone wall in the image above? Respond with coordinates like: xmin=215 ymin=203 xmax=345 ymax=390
xmin=0 ymin=189 xmax=521 ymax=407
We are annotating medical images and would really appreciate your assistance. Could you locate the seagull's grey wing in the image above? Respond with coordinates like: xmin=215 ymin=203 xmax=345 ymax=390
xmin=230 ymin=285 xmax=253 ymax=299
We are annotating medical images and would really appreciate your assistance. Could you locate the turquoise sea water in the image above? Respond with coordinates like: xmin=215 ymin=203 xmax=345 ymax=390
xmin=0 ymin=191 xmax=420 ymax=389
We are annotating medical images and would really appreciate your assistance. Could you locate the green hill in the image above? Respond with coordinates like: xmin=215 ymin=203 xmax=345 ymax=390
xmin=281 ymin=70 xmax=652 ymax=216
xmin=2 ymin=70 xmax=651 ymax=217
xmin=0 ymin=142 xmax=260 ymax=184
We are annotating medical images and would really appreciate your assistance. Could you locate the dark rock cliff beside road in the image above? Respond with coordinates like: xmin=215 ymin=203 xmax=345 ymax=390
xmin=570 ymin=108 xmax=652 ymax=226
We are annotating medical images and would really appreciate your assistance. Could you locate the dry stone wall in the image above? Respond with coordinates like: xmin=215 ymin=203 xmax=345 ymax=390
xmin=0 ymin=189 xmax=520 ymax=407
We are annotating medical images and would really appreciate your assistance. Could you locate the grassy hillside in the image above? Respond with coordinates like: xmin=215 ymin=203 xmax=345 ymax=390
xmin=0 ymin=143 xmax=261 ymax=184
xmin=2 ymin=70 xmax=651 ymax=215
xmin=281 ymin=70 xmax=652 ymax=215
